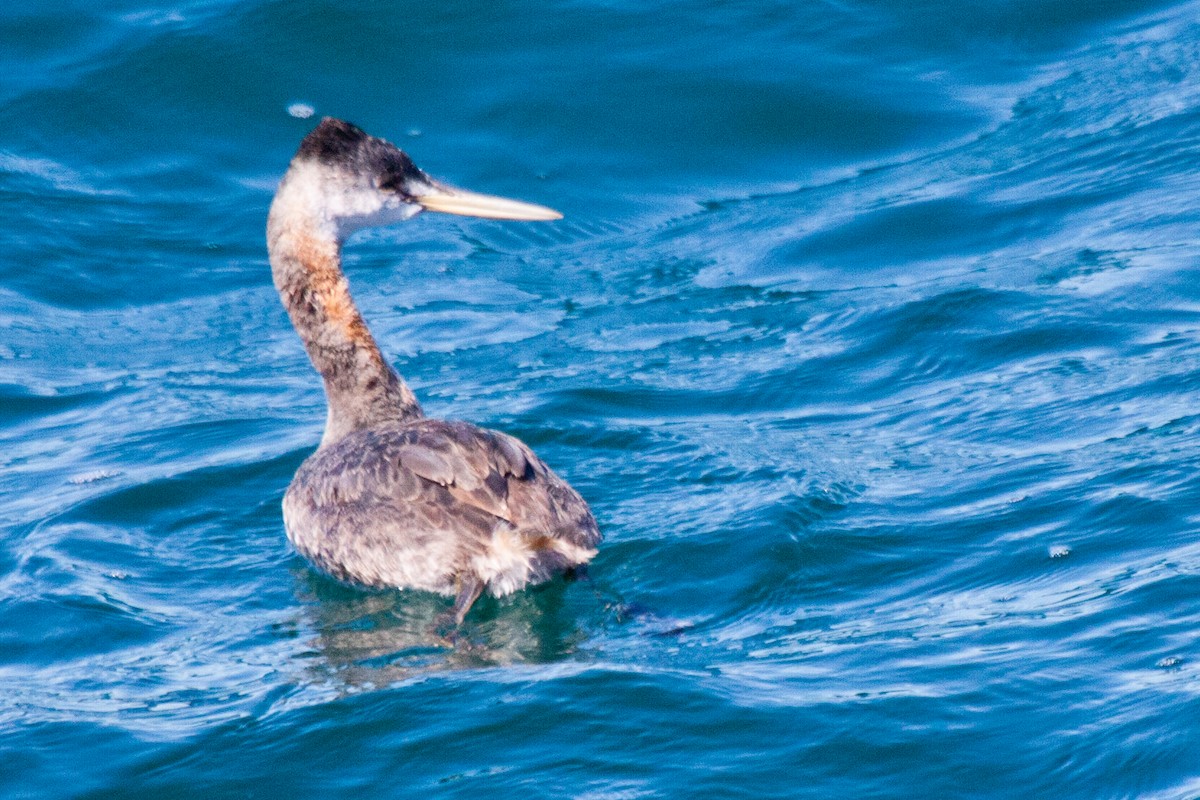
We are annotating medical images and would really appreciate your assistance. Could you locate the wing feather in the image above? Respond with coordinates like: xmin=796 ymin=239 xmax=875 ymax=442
xmin=293 ymin=419 xmax=598 ymax=550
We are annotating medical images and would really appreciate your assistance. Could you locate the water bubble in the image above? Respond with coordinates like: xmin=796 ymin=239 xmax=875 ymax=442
xmin=288 ymin=103 xmax=315 ymax=119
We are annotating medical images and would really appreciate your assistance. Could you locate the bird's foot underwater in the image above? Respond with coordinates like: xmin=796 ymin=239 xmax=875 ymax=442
xmin=608 ymin=601 xmax=693 ymax=636
xmin=570 ymin=570 xmax=691 ymax=635
xmin=428 ymin=615 xmax=463 ymax=647
xmin=427 ymin=576 xmax=485 ymax=644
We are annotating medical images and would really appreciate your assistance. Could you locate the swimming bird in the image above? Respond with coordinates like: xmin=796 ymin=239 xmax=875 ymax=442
xmin=268 ymin=118 xmax=599 ymax=623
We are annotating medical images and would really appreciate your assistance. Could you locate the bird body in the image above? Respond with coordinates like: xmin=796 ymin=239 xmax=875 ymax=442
xmin=268 ymin=118 xmax=599 ymax=621
xmin=284 ymin=419 xmax=599 ymax=598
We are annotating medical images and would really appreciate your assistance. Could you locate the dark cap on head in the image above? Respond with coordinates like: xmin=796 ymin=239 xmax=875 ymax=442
xmin=295 ymin=117 xmax=426 ymax=192
xmin=296 ymin=118 xmax=371 ymax=161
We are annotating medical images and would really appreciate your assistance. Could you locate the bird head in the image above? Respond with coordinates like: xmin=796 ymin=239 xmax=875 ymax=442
xmin=283 ymin=117 xmax=561 ymax=240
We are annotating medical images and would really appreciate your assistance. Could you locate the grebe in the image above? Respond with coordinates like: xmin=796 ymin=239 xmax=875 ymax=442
xmin=268 ymin=118 xmax=599 ymax=623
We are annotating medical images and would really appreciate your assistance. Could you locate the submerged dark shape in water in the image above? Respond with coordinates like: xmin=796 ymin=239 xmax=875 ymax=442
xmin=267 ymin=118 xmax=600 ymax=623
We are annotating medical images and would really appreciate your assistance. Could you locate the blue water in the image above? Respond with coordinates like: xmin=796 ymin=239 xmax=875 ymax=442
xmin=4 ymin=0 xmax=1200 ymax=796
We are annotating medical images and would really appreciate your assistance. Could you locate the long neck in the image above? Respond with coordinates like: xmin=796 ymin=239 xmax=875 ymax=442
xmin=267 ymin=184 xmax=422 ymax=447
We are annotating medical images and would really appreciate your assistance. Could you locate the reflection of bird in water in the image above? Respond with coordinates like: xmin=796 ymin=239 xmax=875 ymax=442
xmin=294 ymin=569 xmax=586 ymax=686
xmin=268 ymin=118 xmax=600 ymax=623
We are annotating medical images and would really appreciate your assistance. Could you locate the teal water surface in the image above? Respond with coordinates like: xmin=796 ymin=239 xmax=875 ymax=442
xmin=4 ymin=1 xmax=1200 ymax=797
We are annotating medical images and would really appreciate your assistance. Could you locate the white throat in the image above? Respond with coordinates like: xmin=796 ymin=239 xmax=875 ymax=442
xmin=272 ymin=159 xmax=425 ymax=244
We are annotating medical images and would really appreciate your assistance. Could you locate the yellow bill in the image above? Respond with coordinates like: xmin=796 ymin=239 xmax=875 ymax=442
xmin=415 ymin=182 xmax=562 ymax=221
